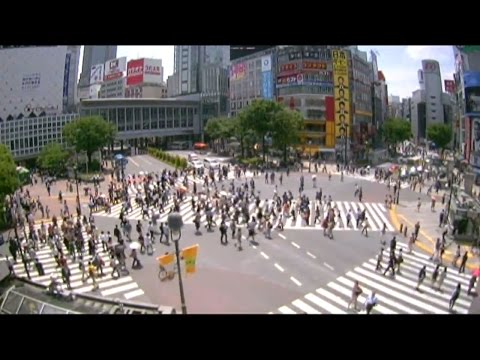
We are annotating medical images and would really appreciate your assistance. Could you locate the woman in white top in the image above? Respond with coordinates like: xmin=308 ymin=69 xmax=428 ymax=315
xmin=365 ymin=292 xmax=378 ymax=314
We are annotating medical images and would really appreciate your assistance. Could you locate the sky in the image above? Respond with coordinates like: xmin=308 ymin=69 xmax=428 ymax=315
xmin=79 ymin=45 xmax=455 ymax=99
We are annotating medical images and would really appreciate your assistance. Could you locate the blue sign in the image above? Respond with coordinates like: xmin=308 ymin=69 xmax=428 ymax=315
xmin=63 ymin=53 xmax=71 ymax=102
xmin=262 ymin=71 xmax=273 ymax=100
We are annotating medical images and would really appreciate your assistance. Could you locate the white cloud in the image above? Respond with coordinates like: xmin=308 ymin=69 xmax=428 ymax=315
xmin=405 ymin=46 xmax=453 ymax=62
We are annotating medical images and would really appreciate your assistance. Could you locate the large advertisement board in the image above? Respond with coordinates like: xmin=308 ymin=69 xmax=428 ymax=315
xmin=444 ymin=79 xmax=455 ymax=94
xmin=471 ymin=117 xmax=480 ymax=168
xmin=332 ymin=50 xmax=351 ymax=138
xmin=143 ymin=58 xmax=163 ymax=84
xmin=90 ymin=64 xmax=104 ymax=85
xmin=127 ymin=59 xmax=145 ymax=86
xmin=262 ymin=71 xmax=273 ymax=99
xmin=104 ymin=57 xmax=126 ymax=82
xmin=230 ymin=63 xmax=247 ymax=81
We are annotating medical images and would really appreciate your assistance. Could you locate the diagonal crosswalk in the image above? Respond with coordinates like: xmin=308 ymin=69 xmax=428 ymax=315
xmin=12 ymin=222 xmax=145 ymax=301
xmin=271 ymin=242 xmax=475 ymax=314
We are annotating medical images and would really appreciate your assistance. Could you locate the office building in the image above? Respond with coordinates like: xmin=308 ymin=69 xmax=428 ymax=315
xmin=125 ymin=83 xmax=168 ymax=98
xmin=0 ymin=46 xmax=80 ymax=120
xmin=99 ymin=77 xmax=126 ymax=99
xmin=387 ymin=95 xmax=402 ymax=118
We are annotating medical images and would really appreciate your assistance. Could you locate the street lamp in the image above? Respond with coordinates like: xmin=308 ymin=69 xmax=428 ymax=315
xmin=167 ymin=212 xmax=188 ymax=315
xmin=308 ymin=140 xmax=312 ymax=173
xmin=73 ymin=165 xmax=81 ymax=216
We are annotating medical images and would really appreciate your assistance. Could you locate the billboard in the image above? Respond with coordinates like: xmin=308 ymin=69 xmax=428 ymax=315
xmin=278 ymin=63 xmax=298 ymax=75
xmin=332 ymin=50 xmax=351 ymax=138
xmin=90 ymin=64 xmax=104 ymax=85
xmin=471 ymin=117 xmax=480 ymax=168
xmin=444 ymin=79 xmax=455 ymax=93
xmin=262 ymin=71 xmax=273 ymax=99
xmin=230 ymin=46 xmax=274 ymax=61
xmin=104 ymin=57 xmax=126 ymax=82
xmin=302 ymin=61 xmax=327 ymax=71
xmin=230 ymin=63 xmax=247 ymax=80
xmin=261 ymin=55 xmax=272 ymax=72
xmin=143 ymin=58 xmax=163 ymax=84
xmin=127 ymin=58 xmax=145 ymax=86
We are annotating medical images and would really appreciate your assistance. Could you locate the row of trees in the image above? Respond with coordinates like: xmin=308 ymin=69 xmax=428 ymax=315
xmin=205 ymin=99 xmax=304 ymax=162
xmin=382 ymin=117 xmax=453 ymax=156
xmin=0 ymin=144 xmax=20 ymax=228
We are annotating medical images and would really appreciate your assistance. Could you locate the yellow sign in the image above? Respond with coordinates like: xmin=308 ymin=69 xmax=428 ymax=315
xmin=157 ymin=253 xmax=175 ymax=266
xmin=181 ymin=244 xmax=199 ymax=274
xmin=332 ymin=50 xmax=350 ymax=138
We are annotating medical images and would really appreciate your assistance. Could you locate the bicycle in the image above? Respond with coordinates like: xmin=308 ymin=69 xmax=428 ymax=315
xmin=158 ymin=263 xmax=179 ymax=282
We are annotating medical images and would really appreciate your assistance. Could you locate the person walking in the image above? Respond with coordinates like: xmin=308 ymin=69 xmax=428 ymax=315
xmin=375 ymin=248 xmax=384 ymax=271
xmin=87 ymin=261 xmax=99 ymax=291
xmin=436 ymin=267 xmax=447 ymax=292
xmin=431 ymin=264 xmax=440 ymax=288
xmin=348 ymin=280 xmax=363 ymax=311
xmin=33 ymin=257 xmax=45 ymax=276
xmin=416 ymin=265 xmax=427 ymax=291
xmin=396 ymin=248 xmax=404 ymax=274
xmin=383 ymin=251 xmax=396 ymax=277
xmin=459 ymin=251 xmax=469 ymax=274
xmin=220 ymin=221 xmax=228 ymax=245
xmin=364 ymin=292 xmax=378 ymax=315
xmin=467 ymin=275 xmax=477 ymax=296
xmin=452 ymin=245 xmax=461 ymax=267
xmin=234 ymin=227 xmax=243 ymax=251
xmin=449 ymin=283 xmax=461 ymax=311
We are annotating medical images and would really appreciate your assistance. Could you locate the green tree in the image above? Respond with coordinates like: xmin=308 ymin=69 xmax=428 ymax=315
xmin=241 ymin=99 xmax=284 ymax=161
xmin=0 ymin=145 xmax=20 ymax=227
xmin=63 ymin=116 xmax=116 ymax=168
xmin=37 ymin=143 xmax=70 ymax=175
xmin=271 ymin=108 xmax=305 ymax=162
xmin=427 ymin=123 xmax=453 ymax=156
xmin=204 ymin=117 xmax=236 ymax=153
xmin=382 ymin=118 xmax=411 ymax=155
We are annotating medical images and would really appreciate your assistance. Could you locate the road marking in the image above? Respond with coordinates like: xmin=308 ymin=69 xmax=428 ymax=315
xmin=260 ymin=251 xmax=269 ymax=259
xmin=141 ymin=157 xmax=152 ymax=165
xmin=124 ymin=289 xmax=145 ymax=300
xmin=252 ymin=245 xmax=257 ymax=249
xmin=306 ymin=251 xmax=316 ymax=259
xmin=291 ymin=241 xmax=300 ymax=249
xmin=292 ymin=299 xmax=320 ymax=314
xmin=268 ymin=312 xmax=274 ymax=314
xmin=128 ymin=157 xmax=140 ymax=167
xmin=278 ymin=306 xmax=296 ymax=314
xmin=290 ymin=276 xmax=302 ymax=286
xmin=274 ymin=263 xmax=285 ymax=272
xmin=278 ymin=233 xmax=286 ymax=239
xmin=323 ymin=262 xmax=334 ymax=271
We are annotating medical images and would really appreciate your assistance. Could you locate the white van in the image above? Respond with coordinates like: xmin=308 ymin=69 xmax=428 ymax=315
xmin=188 ymin=153 xmax=199 ymax=162
xmin=203 ymin=158 xmax=220 ymax=169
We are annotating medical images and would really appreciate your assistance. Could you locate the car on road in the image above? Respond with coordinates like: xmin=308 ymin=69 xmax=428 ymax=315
xmin=203 ymin=158 xmax=220 ymax=169
xmin=188 ymin=153 xmax=199 ymax=162
xmin=188 ymin=160 xmax=204 ymax=170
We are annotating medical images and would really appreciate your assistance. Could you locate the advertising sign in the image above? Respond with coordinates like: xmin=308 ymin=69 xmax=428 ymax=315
xmin=127 ymin=58 xmax=145 ymax=86
xmin=143 ymin=58 xmax=163 ymax=84
xmin=332 ymin=50 xmax=351 ymax=138
xmin=90 ymin=64 xmax=104 ymax=85
xmin=261 ymin=55 xmax=272 ymax=72
xmin=230 ymin=63 xmax=247 ymax=80
xmin=21 ymin=73 xmax=41 ymax=91
xmin=303 ymin=61 xmax=327 ymax=70
xmin=471 ymin=117 xmax=480 ymax=168
xmin=278 ymin=63 xmax=298 ymax=75
xmin=422 ymin=60 xmax=440 ymax=74
xmin=104 ymin=57 xmax=126 ymax=82
xmin=444 ymin=79 xmax=455 ymax=94
xmin=262 ymin=70 xmax=273 ymax=99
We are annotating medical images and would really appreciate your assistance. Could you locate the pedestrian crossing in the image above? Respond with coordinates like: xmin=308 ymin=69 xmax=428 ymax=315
xmin=270 ymin=242 xmax=474 ymax=314
xmin=12 ymin=222 xmax=145 ymax=301
xmin=343 ymin=172 xmax=410 ymax=189
xmin=95 ymin=181 xmax=395 ymax=232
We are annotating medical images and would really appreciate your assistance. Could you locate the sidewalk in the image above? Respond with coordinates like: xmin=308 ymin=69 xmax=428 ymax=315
xmin=390 ymin=201 xmax=479 ymax=271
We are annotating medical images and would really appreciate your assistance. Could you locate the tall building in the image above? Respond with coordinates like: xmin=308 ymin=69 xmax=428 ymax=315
xmin=0 ymin=46 xmax=80 ymax=120
xmin=78 ymin=46 xmax=117 ymax=90
xmin=410 ymin=59 xmax=453 ymax=143
xmin=387 ymin=95 xmax=402 ymax=118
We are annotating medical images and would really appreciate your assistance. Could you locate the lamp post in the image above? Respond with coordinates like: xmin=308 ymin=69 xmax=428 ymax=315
xmin=308 ymin=140 xmax=312 ymax=173
xmin=73 ymin=165 xmax=81 ymax=216
xmin=167 ymin=212 xmax=188 ymax=315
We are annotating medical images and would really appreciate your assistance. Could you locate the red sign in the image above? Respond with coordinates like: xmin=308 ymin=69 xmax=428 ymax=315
xmin=303 ymin=61 xmax=327 ymax=70
xmin=278 ymin=63 xmax=298 ymax=74
xmin=444 ymin=79 xmax=455 ymax=93
xmin=127 ymin=59 xmax=145 ymax=86
xmin=325 ymin=96 xmax=334 ymax=122
xmin=423 ymin=61 xmax=438 ymax=73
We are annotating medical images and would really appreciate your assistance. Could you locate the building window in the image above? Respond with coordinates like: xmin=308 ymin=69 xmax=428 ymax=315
xmin=430 ymin=96 xmax=436 ymax=99
xmin=134 ymin=108 xmax=141 ymax=130
xmin=173 ymin=108 xmax=180 ymax=127
xmin=126 ymin=108 xmax=133 ymax=131
xmin=431 ymin=103 xmax=436 ymax=106
xmin=166 ymin=108 xmax=173 ymax=128
xmin=143 ymin=108 xmax=150 ymax=130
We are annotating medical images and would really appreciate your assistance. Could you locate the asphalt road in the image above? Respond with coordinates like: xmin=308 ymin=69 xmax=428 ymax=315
xmin=87 ymin=154 xmax=432 ymax=313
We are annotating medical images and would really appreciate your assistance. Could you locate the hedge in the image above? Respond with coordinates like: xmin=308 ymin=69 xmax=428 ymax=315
xmin=148 ymin=147 xmax=188 ymax=170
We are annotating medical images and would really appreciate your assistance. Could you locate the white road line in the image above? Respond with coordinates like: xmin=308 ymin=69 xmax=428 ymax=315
xmin=124 ymin=289 xmax=145 ymax=300
xmin=279 ymin=306 xmax=296 ymax=314
xmin=290 ymin=276 xmax=302 ymax=286
xmin=323 ymin=262 xmax=334 ymax=271
xmin=128 ymin=157 xmax=140 ymax=167
xmin=141 ymin=157 xmax=152 ymax=165
xmin=252 ymin=245 xmax=257 ymax=249
xmin=291 ymin=242 xmax=300 ymax=249
xmin=292 ymin=299 xmax=320 ymax=314
xmin=274 ymin=263 xmax=285 ymax=272
xmin=305 ymin=292 xmax=347 ymax=314
xmin=260 ymin=251 xmax=269 ymax=259
xmin=278 ymin=233 xmax=286 ymax=239
xmin=306 ymin=252 xmax=316 ymax=259
xmin=101 ymin=282 xmax=138 ymax=297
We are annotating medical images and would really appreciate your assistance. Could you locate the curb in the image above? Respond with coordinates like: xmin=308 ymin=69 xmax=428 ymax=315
xmin=389 ymin=204 xmax=478 ymax=271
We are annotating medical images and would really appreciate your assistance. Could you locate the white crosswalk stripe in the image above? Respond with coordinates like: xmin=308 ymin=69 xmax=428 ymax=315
xmin=96 ymin=182 xmax=395 ymax=233
xmin=340 ymin=172 xmax=410 ymax=189
xmin=12 ymin=222 xmax=145 ymax=301
xmin=271 ymin=242 xmax=475 ymax=314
